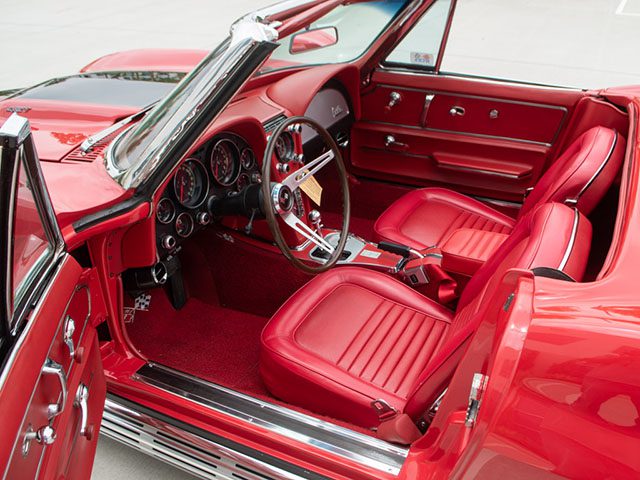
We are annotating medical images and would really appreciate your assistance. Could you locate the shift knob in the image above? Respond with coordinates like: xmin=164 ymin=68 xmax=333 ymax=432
xmin=308 ymin=209 xmax=323 ymax=235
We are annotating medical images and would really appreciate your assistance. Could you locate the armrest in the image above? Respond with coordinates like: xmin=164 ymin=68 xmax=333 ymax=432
xmin=441 ymin=228 xmax=508 ymax=277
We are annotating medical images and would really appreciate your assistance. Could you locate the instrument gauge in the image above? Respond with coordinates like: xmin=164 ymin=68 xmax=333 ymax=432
xmin=156 ymin=198 xmax=176 ymax=224
xmin=175 ymin=212 xmax=195 ymax=238
xmin=236 ymin=173 xmax=250 ymax=192
xmin=173 ymin=159 xmax=209 ymax=208
xmin=274 ymin=132 xmax=294 ymax=162
xmin=240 ymin=148 xmax=256 ymax=170
xmin=210 ymin=139 xmax=240 ymax=186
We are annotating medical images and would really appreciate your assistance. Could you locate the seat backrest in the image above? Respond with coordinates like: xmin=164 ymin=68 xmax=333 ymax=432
xmin=518 ymin=126 xmax=625 ymax=219
xmin=404 ymin=202 xmax=592 ymax=419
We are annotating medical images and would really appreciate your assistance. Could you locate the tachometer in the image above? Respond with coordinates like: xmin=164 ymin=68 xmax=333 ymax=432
xmin=175 ymin=212 xmax=195 ymax=238
xmin=240 ymin=148 xmax=256 ymax=170
xmin=274 ymin=132 xmax=294 ymax=162
xmin=210 ymin=139 xmax=240 ymax=186
xmin=173 ymin=159 xmax=208 ymax=208
xmin=156 ymin=197 xmax=176 ymax=224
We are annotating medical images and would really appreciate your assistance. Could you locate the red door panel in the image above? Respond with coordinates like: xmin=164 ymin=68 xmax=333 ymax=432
xmin=0 ymin=258 xmax=106 ymax=480
xmin=352 ymin=71 xmax=584 ymax=203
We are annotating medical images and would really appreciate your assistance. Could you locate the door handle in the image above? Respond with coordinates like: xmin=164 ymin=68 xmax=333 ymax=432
xmin=42 ymin=359 xmax=67 ymax=419
xmin=385 ymin=91 xmax=402 ymax=112
xmin=74 ymin=383 xmax=93 ymax=440
xmin=22 ymin=425 xmax=56 ymax=457
xmin=449 ymin=106 xmax=466 ymax=117
xmin=63 ymin=315 xmax=76 ymax=359
xmin=384 ymin=135 xmax=408 ymax=150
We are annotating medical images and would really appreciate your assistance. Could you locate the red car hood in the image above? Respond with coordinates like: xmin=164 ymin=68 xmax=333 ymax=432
xmin=0 ymin=71 xmax=184 ymax=161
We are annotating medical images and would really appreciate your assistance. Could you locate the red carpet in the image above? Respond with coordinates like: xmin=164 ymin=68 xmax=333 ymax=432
xmin=127 ymin=289 xmax=270 ymax=396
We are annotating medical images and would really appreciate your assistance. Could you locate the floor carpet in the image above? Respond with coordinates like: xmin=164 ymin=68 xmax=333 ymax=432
xmin=127 ymin=289 xmax=270 ymax=396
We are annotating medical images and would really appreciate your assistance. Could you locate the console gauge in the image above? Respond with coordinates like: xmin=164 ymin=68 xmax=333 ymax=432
xmin=156 ymin=198 xmax=176 ymax=224
xmin=240 ymin=148 xmax=256 ymax=170
xmin=211 ymin=139 xmax=240 ymax=186
xmin=175 ymin=212 xmax=195 ymax=238
xmin=274 ymin=132 xmax=294 ymax=162
xmin=236 ymin=173 xmax=250 ymax=192
xmin=173 ymin=159 xmax=208 ymax=208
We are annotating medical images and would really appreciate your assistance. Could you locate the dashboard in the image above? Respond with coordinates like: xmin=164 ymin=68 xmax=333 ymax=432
xmin=154 ymin=74 xmax=356 ymax=258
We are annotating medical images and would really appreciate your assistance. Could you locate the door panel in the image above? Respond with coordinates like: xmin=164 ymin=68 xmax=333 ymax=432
xmin=0 ymin=114 xmax=106 ymax=480
xmin=1 ymin=257 xmax=106 ymax=480
xmin=352 ymin=71 xmax=584 ymax=203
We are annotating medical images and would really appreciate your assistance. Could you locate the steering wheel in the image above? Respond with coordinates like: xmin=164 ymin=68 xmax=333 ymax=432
xmin=262 ymin=116 xmax=350 ymax=274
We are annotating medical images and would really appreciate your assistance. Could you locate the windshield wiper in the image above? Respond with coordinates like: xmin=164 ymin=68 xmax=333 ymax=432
xmin=80 ymin=102 xmax=156 ymax=153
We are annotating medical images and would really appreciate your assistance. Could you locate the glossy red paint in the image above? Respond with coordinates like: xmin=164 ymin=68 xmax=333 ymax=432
xmin=80 ymin=49 xmax=208 ymax=74
xmin=0 ymin=99 xmax=138 ymax=162
xmin=0 ymin=259 xmax=107 ymax=479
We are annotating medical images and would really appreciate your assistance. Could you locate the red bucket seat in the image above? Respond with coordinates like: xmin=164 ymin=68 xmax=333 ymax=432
xmin=261 ymin=203 xmax=592 ymax=430
xmin=374 ymin=126 xmax=623 ymax=250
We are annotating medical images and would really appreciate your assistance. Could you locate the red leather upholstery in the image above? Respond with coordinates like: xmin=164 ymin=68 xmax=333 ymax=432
xmin=518 ymin=126 xmax=625 ymax=217
xmin=441 ymin=229 xmax=510 ymax=277
xmin=261 ymin=203 xmax=592 ymax=429
xmin=373 ymin=188 xmax=515 ymax=249
xmin=374 ymin=127 xmax=624 ymax=250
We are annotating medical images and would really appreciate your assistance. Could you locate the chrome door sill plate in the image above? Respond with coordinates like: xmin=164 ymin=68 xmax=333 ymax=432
xmin=102 ymin=394 xmax=321 ymax=480
xmin=133 ymin=363 xmax=408 ymax=476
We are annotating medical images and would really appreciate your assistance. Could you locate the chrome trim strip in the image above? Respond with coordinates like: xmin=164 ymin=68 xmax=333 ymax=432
xmin=576 ymin=132 xmax=618 ymax=200
xmin=102 ymin=396 xmax=309 ymax=480
xmin=133 ymin=363 xmax=407 ymax=476
xmin=559 ymin=208 xmax=580 ymax=271
xmin=375 ymin=66 xmax=584 ymax=93
xmin=363 ymin=120 xmax=554 ymax=147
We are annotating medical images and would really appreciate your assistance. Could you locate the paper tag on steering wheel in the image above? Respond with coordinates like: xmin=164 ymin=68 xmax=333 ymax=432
xmin=299 ymin=174 xmax=323 ymax=206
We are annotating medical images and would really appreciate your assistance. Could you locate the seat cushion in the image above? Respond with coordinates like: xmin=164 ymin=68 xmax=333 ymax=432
xmin=260 ymin=267 xmax=453 ymax=428
xmin=374 ymin=187 xmax=516 ymax=250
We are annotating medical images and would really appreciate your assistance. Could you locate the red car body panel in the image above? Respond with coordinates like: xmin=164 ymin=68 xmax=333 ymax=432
xmin=79 ymin=48 xmax=209 ymax=74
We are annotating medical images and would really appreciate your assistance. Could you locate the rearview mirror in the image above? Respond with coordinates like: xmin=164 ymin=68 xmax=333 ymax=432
xmin=290 ymin=27 xmax=338 ymax=55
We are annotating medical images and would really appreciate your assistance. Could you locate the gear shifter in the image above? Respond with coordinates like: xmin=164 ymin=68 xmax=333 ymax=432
xmin=308 ymin=209 xmax=323 ymax=237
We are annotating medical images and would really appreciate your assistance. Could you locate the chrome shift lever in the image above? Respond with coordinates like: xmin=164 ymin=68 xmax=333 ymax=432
xmin=308 ymin=210 xmax=323 ymax=237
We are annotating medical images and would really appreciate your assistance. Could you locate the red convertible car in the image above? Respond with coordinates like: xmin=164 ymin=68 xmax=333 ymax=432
xmin=1 ymin=0 xmax=639 ymax=478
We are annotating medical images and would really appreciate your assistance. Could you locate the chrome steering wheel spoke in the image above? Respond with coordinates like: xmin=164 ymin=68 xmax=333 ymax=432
xmin=281 ymin=149 xmax=334 ymax=191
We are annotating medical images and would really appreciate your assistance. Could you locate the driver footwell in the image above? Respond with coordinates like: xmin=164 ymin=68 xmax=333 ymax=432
xmin=127 ymin=289 xmax=270 ymax=396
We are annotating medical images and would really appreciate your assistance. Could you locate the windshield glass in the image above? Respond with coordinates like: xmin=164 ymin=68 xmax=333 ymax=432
xmin=112 ymin=38 xmax=231 ymax=174
xmin=260 ymin=0 xmax=408 ymax=74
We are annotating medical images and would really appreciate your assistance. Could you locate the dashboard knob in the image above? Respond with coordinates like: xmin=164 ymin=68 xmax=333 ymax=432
xmin=295 ymin=154 xmax=304 ymax=164
xmin=287 ymin=123 xmax=302 ymax=134
xmin=251 ymin=172 xmax=262 ymax=183
xmin=277 ymin=163 xmax=290 ymax=174
xmin=197 ymin=211 xmax=211 ymax=226
xmin=162 ymin=235 xmax=176 ymax=250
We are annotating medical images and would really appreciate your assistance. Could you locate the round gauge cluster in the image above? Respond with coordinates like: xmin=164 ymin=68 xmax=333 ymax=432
xmin=274 ymin=132 xmax=294 ymax=163
xmin=156 ymin=133 xmax=262 ymax=254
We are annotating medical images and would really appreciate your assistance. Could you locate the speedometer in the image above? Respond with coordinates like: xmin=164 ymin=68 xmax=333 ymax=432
xmin=173 ymin=159 xmax=208 ymax=208
xmin=210 ymin=139 xmax=240 ymax=186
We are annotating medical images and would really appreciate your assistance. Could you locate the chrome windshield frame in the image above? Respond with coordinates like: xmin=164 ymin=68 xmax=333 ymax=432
xmin=106 ymin=18 xmax=279 ymax=190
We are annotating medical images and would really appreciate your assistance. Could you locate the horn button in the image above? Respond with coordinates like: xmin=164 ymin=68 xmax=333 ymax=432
xmin=272 ymin=184 xmax=295 ymax=214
